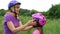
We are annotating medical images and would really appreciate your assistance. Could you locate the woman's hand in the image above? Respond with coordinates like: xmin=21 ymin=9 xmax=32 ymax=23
xmin=26 ymin=19 xmax=37 ymax=26
xmin=26 ymin=20 xmax=33 ymax=26
xmin=32 ymin=20 xmax=37 ymax=26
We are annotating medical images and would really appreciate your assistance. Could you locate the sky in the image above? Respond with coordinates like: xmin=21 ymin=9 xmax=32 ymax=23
xmin=0 ymin=0 xmax=60 ymax=12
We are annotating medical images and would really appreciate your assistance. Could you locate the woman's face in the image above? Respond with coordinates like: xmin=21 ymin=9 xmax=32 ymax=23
xmin=11 ymin=4 xmax=20 ymax=14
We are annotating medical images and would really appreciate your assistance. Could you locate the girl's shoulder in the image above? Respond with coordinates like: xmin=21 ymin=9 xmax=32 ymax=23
xmin=33 ymin=29 xmax=40 ymax=34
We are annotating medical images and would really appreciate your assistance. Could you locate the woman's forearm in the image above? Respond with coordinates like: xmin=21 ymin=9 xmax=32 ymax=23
xmin=14 ymin=23 xmax=29 ymax=32
xmin=22 ymin=26 xmax=33 ymax=31
xmin=8 ymin=23 xmax=28 ymax=33
xmin=7 ymin=20 xmax=33 ymax=33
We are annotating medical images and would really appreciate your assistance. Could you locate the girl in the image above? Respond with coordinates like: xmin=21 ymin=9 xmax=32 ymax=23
xmin=3 ymin=0 xmax=35 ymax=34
xmin=32 ymin=13 xmax=46 ymax=34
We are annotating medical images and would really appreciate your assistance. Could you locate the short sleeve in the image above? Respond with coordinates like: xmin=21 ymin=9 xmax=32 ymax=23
xmin=4 ymin=15 xmax=11 ymax=23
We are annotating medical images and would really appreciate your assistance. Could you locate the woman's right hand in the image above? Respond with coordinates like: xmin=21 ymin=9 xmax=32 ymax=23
xmin=26 ymin=20 xmax=34 ymax=26
xmin=26 ymin=19 xmax=37 ymax=26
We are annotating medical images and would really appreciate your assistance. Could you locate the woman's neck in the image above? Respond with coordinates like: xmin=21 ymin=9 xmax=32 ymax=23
xmin=9 ymin=11 xmax=15 ymax=17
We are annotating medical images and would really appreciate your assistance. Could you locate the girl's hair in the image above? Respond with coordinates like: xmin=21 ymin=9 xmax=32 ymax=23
xmin=40 ymin=27 xmax=43 ymax=34
xmin=37 ymin=27 xmax=43 ymax=34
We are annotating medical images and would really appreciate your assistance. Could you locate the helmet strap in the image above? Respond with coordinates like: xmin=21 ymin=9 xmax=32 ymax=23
xmin=14 ymin=6 xmax=17 ymax=19
xmin=10 ymin=6 xmax=17 ymax=19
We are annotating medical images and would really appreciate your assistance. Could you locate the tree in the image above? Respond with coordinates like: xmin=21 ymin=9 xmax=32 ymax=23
xmin=47 ymin=4 xmax=60 ymax=18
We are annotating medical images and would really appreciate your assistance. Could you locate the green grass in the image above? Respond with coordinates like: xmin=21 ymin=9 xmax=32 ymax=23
xmin=44 ymin=19 xmax=60 ymax=34
xmin=0 ymin=16 xmax=60 ymax=34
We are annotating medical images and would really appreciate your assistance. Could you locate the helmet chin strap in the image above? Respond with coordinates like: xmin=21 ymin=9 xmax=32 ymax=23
xmin=14 ymin=6 xmax=17 ymax=19
xmin=10 ymin=6 xmax=17 ymax=19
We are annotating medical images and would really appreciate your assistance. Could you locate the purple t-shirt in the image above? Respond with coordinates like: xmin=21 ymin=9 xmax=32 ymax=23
xmin=3 ymin=14 xmax=20 ymax=34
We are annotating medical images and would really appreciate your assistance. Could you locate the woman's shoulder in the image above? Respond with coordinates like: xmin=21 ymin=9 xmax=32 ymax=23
xmin=4 ymin=12 xmax=11 ymax=18
xmin=4 ymin=14 xmax=10 ymax=17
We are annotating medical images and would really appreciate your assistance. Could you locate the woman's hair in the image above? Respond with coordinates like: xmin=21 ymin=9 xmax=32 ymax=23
xmin=8 ymin=0 xmax=21 ymax=19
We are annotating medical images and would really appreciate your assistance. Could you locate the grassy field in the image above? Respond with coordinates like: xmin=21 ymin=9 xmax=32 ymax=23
xmin=0 ymin=16 xmax=60 ymax=34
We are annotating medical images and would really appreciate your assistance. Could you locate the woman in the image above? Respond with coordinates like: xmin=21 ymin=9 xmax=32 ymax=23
xmin=3 ymin=0 xmax=35 ymax=34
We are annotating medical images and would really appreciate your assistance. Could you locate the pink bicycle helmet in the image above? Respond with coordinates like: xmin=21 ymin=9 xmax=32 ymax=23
xmin=32 ymin=13 xmax=46 ymax=27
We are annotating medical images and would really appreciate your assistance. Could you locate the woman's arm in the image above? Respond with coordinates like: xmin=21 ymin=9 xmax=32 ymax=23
xmin=18 ymin=22 xmax=33 ymax=31
xmin=7 ymin=21 xmax=29 ymax=33
xmin=7 ymin=20 xmax=33 ymax=33
xmin=23 ymin=26 xmax=33 ymax=30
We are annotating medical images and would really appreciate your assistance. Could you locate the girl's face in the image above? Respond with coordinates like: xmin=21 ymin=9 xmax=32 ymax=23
xmin=11 ymin=4 xmax=20 ymax=14
xmin=32 ymin=18 xmax=37 ymax=26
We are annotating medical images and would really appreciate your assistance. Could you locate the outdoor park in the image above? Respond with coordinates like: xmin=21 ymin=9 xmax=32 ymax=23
xmin=0 ymin=0 xmax=60 ymax=34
